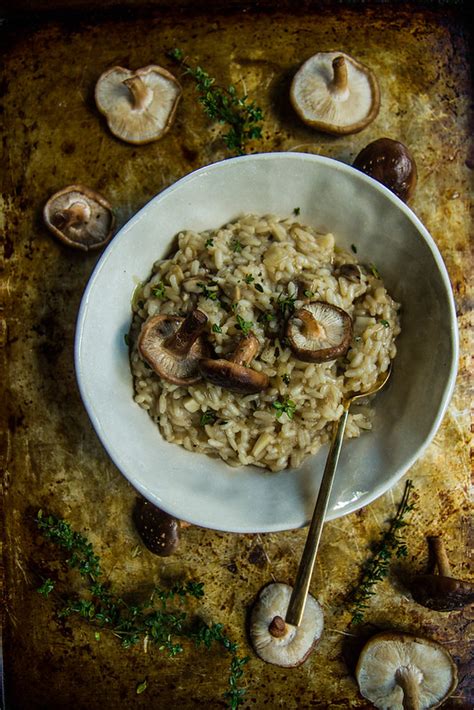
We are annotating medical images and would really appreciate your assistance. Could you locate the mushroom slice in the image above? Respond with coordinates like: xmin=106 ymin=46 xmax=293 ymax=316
xmin=95 ymin=65 xmax=182 ymax=144
xmin=290 ymin=51 xmax=380 ymax=135
xmin=410 ymin=536 xmax=474 ymax=611
xmin=356 ymin=631 xmax=457 ymax=710
xmin=249 ymin=582 xmax=324 ymax=667
xmin=286 ymin=302 xmax=352 ymax=363
xmin=199 ymin=333 xmax=269 ymax=394
xmin=353 ymin=137 xmax=417 ymax=202
xmin=133 ymin=497 xmax=182 ymax=557
xmin=43 ymin=185 xmax=115 ymax=251
xmin=138 ymin=309 xmax=208 ymax=385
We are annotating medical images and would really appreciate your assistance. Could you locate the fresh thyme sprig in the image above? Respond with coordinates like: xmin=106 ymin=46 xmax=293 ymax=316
xmin=168 ymin=48 xmax=263 ymax=155
xmin=347 ymin=479 xmax=416 ymax=625
xmin=35 ymin=511 xmax=249 ymax=709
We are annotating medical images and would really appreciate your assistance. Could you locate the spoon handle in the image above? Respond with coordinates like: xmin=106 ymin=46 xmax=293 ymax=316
xmin=285 ymin=405 xmax=350 ymax=626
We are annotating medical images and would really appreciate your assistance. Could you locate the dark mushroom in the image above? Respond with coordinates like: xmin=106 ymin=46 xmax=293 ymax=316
xmin=199 ymin=333 xmax=269 ymax=394
xmin=410 ymin=535 xmax=474 ymax=611
xmin=249 ymin=582 xmax=324 ymax=667
xmin=356 ymin=631 xmax=457 ymax=710
xmin=286 ymin=302 xmax=352 ymax=363
xmin=353 ymin=137 xmax=417 ymax=202
xmin=138 ymin=309 xmax=208 ymax=385
xmin=43 ymin=185 xmax=115 ymax=251
xmin=133 ymin=497 xmax=189 ymax=556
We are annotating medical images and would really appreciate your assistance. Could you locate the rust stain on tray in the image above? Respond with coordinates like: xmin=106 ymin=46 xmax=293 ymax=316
xmin=1 ymin=4 xmax=472 ymax=709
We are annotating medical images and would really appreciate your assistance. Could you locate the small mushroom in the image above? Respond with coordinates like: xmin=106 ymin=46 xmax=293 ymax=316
xmin=133 ymin=497 xmax=190 ymax=556
xmin=199 ymin=333 xmax=269 ymax=394
xmin=286 ymin=302 xmax=352 ymax=363
xmin=356 ymin=631 xmax=457 ymax=710
xmin=95 ymin=65 xmax=182 ymax=144
xmin=290 ymin=51 xmax=380 ymax=135
xmin=249 ymin=582 xmax=324 ymax=667
xmin=43 ymin=185 xmax=115 ymax=251
xmin=410 ymin=535 xmax=474 ymax=611
xmin=353 ymin=137 xmax=417 ymax=201
xmin=337 ymin=263 xmax=363 ymax=283
xmin=138 ymin=309 xmax=208 ymax=385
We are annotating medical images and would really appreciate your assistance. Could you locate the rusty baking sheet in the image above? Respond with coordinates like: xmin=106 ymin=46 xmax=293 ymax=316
xmin=1 ymin=3 xmax=472 ymax=708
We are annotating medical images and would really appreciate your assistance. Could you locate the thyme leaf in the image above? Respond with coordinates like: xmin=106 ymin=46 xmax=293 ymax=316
xmin=168 ymin=48 xmax=263 ymax=156
xmin=235 ymin=315 xmax=254 ymax=336
xmin=152 ymin=282 xmax=166 ymax=299
xmin=347 ymin=479 xmax=416 ymax=625
xmin=272 ymin=397 xmax=297 ymax=420
xmin=35 ymin=511 xmax=248 ymax=708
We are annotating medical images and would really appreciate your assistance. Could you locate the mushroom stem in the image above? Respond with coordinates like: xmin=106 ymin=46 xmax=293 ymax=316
xmin=53 ymin=201 xmax=91 ymax=229
xmin=331 ymin=56 xmax=348 ymax=94
xmin=164 ymin=309 xmax=208 ymax=356
xmin=268 ymin=616 xmax=287 ymax=638
xmin=230 ymin=333 xmax=259 ymax=366
xmin=296 ymin=308 xmax=326 ymax=340
xmin=428 ymin=536 xmax=452 ymax=577
xmin=123 ymin=75 xmax=153 ymax=110
xmin=395 ymin=665 xmax=422 ymax=710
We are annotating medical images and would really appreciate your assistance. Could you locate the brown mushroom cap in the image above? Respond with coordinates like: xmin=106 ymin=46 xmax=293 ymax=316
xmin=290 ymin=51 xmax=380 ymax=135
xmin=249 ymin=582 xmax=324 ymax=667
xmin=133 ymin=497 xmax=181 ymax=556
xmin=356 ymin=631 xmax=457 ymax=710
xmin=410 ymin=536 xmax=474 ymax=611
xmin=43 ymin=185 xmax=115 ymax=251
xmin=353 ymin=137 xmax=417 ymax=201
xmin=95 ymin=65 xmax=182 ymax=144
xmin=286 ymin=302 xmax=353 ymax=363
xmin=138 ymin=309 xmax=208 ymax=385
xmin=199 ymin=333 xmax=269 ymax=394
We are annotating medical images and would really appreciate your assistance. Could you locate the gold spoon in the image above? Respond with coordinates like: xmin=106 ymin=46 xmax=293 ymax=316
xmin=285 ymin=364 xmax=393 ymax=627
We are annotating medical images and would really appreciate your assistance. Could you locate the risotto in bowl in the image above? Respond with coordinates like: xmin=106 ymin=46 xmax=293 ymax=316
xmin=75 ymin=153 xmax=458 ymax=532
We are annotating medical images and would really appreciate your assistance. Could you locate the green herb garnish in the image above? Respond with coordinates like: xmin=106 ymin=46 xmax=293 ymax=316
xmin=272 ymin=397 xmax=297 ymax=420
xmin=212 ymin=323 xmax=223 ymax=334
xmin=168 ymin=48 xmax=263 ymax=156
xmin=136 ymin=680 xmax=148 ymax=695
xmin=231 ymin=240 xmax=243 ymax=253
xmin=282 ymin=374 xmax=291 ymax=385
xmin=303 ymin=289 xmax=314 ymax=299
xmin=368 ymin=262 xmax=380 ymax=279
xmin=124 ymin=333 xmax=130 ymax=347
xmin=205 ymin=238 xmax=214 ymax=248
xmin=38 ymin=578 xmax=55 ymax=597
xmin=200 ymin=410 xmax=217 ymax=426
xmin=235 ymin=315 xmax=254 ymax=336
xmin=351 ymin=244 xmax=357 ymax=254
xmin=152 ymin=282 xmax=166 ymax=299
xmin=244 ymin=274 xmax=254 ymax=284
xmin=198 ymin=282 xmax=219 ymax=301
xmin=347 ymin=480 xmax=416 ymax=625
xmin=257 ymin=311 xmax=276 ymax=324
xmin=277 ymin=292 xmax=296 ymax=317
xmin=380 ymin=319 xmax=390 ymax=328
xmin=35 ymin=511 xmax=248 ymax=708
xmin=293 ymin=207 xmax=301 ymax=216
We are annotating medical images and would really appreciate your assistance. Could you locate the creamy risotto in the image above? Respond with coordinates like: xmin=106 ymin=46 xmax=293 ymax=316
xmin=129 ymin=214 xmax=400 ymax=472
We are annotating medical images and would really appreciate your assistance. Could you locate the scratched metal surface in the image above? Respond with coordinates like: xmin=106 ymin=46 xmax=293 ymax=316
xmin=0 ymin=4 xmax=472 ymax=709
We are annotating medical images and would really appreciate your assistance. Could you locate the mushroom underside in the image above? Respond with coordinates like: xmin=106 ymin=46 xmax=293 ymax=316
xmin=356 ymin=633 xmax=457 ymax=710
xmin=249 ymin=582 xmax=324 ymax=667
xmin=44 ymin=186 xmax=114 ymax=251
xmin=95 ymin=65 xmax=181 ymax=144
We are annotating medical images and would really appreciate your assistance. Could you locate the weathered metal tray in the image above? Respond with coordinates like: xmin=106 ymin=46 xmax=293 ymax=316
xmin=1 ymin=2 xmax=472 ymax=708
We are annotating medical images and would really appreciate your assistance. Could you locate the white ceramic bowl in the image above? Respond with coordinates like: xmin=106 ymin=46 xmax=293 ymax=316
xmin=75 ymin=153 xmax=458 ymax=533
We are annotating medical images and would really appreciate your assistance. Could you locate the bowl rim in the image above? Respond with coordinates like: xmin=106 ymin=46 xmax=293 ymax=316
xmin=74 ymin=151 xmax=459 ymax=531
